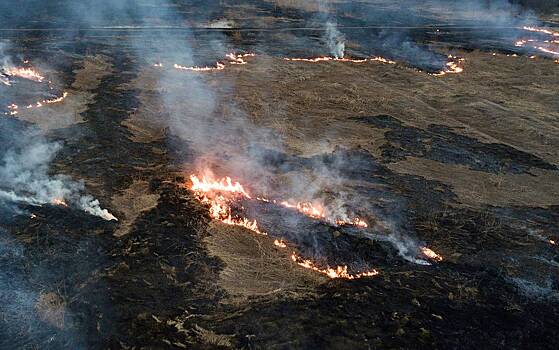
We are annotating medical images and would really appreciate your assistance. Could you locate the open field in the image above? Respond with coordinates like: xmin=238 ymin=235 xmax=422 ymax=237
xmin=1 ymin=1 xmax=559 ymax=349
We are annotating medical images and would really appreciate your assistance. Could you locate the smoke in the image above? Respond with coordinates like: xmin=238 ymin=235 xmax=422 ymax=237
xmin=315 ymin=1 xmax=346 ymax=58
xmin=325 ymin=21 xmax=345 ymax=58
xmin=0 ymin=130 xmax=117 ymax=221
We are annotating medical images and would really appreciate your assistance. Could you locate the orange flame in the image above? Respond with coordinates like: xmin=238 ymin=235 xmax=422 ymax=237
xmin=189 ymin=174 xmax=264 ymax=234
xmin=279 ymin=201 xmax=326 ymax=220
xmin=5 ymin=92 xmax=68 ymax=116
xmin=168 ymin=53 xmax=256 ymax=73
xmin=188 ymin=173 xmax=379 ymax=279
xmin=190 ymin=175 xmax=251 ymax=199
xmin=173 ymin=62 xmax=225 ymax=72
xmin=534 ymin=46 xmax=559 ymax=56
xmin=4 ymin=67 xmax=45 ymax=82
xmin=523 ymin=26 xmax=559 ymax=37
xmin=420 ymin=247 xmax=443 ymax=262
xmin=226 ymin=53 xmax=256 ymax=65
xmin=290 ymin=253 xmax=379 ymax=279
xmin=52 ymin=198 xmax=68 ymax=207
xmin=432 ymin=56 xmax=465 ymax=76
xmin=284 ymin=56 xmax=395 ymax=64
xmin=336 ymin=217 xmax=369 ymax=228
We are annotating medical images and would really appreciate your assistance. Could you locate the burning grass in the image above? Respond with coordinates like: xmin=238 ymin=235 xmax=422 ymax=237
xmin=7 ymin=55 xmax=113 ymax=131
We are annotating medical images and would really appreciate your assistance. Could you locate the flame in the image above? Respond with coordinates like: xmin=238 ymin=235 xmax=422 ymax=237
xmin=174 ymin=62 xmax=225 ymax=72
xmin=188 ymin=173 xmax=379 ymax=279
xmin=190 ymin=175 xmax=251 ymax=199
xmin=3 ymin=67 xmax=45 ymax=82
xmin=290 ymin=253 xmax=379 ymax=279
xmin=523 ymin=26 xmax=559 ymax=37
xmin=284 ymin=56 xmax=395 ymax=64
xmin=550 ymin=239 xmax=556 ymax=245
xmin=432 ymin=55 xmax=464 ymax=76
xmin=52 ymin=198 xmax=68 ymax=207
xmin=336 ymin=217 xmax=368 ymax=228
xmin=534 ymin=46 xmax=559 ymax=56
xmin=5 ymin=92 xmax=68 ymax=116
xmin=279 ymin=201 xmax=326 ymax=220
xmin=420 ymin=247 xmax=443 ymax=262
xmin=189 ymin=174 xmax=263 ymax=234
xmin=167 ymin=53 xmax=256 ymax=73
xmin=225 ymin=53 xmax=256 ymax=65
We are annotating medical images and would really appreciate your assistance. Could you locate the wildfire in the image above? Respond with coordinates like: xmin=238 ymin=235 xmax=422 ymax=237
xmin=535 ymin=46 xmax=559 ymax=56
xmin=161 ymin=53 xmax=256 ymax=73
xmin=336 ymin=217 xmax=368 ymax=228
xmin=173 ymin=62 xmax=225 ymax=72
xmin=283 ymin=55 xmax=395 ymax=64
xmin=51 ymin=198 xmax=68 ymax=207
xmin=189 ymin=174 xmax=264 ymax=234
xmin=290 ymin=253 xmax=379 ymax=279
xmin=3 ymin=67 xmax=45 ymax=82
xmin=225 ymin=53 xmax=256 ymax=65
xmin=523 ymin=26 xmax=559 ymax=37
xmin=5 ymin=92 xmax=68 ymax=116
xmin=420 ymin=247 xmax=443 ymax=262
xmin=190 ymin=175 xmax=251 ymax=199
xmin=188 ymin=173 xmax=382 ymax=279
xmin=279 ymin=201 xmax=325 ymax=220
xmin=432 ymin=55 xmax=465 ymax=76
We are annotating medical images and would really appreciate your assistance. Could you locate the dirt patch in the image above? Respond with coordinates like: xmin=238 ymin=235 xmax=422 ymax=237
xmin=111 ymin=180 xmax=160 ymax=237
xmin=204 ymin=222 xmax=323 ymax=303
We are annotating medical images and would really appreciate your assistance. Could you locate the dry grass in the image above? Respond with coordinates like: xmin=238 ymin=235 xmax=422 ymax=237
xmin=389 ymin=157 xmax=559 ymax=207
xmin=205 ymin=223 xmax=323 ymax=303
xmin=14 ymin=55 xmax=113 ymax=132
xmin=120 ymin=67 xmax=167 ymax=143
xmin=192 ymin=325 xmax=235 ymax=348
xmin=202 ymin=51 xmax=559 ymax=207
xmin=111 ymin=180 xmax=160 ymax=237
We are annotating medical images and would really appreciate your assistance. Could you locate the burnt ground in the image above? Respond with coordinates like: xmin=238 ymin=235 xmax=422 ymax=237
xmin=1 ymin=1 xmax=559 ymax=349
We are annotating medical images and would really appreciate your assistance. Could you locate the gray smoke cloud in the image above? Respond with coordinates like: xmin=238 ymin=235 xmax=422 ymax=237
xmin=1 ymin=40 xmax=116 ymax=221
xmin=0 ymin=131 xmax=117 ymax=221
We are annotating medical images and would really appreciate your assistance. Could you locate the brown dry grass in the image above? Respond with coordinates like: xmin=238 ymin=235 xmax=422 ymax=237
xmin=205 ymin=223 xmax=323 ymax=303
xmin=389 ymin=157 xmax=559 ymax=207
xmin=15 ymin=55 xmax=113 ymax=132
xmin=120 ymin=67 xmax=168 ymax=143
xmin=201 ymin=50 xmax=559 ymax=207
xmin=111 ymin=180 xmax=160 ymax=237
xmin=192 ymin=325 xmax=235 ymax=348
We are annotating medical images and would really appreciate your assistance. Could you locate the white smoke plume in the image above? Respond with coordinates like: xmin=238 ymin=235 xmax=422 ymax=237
xmin=325 ymin=21 xmax=345 ymax=58
xmin=0 ymin=136 xmax=117 ymax=221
